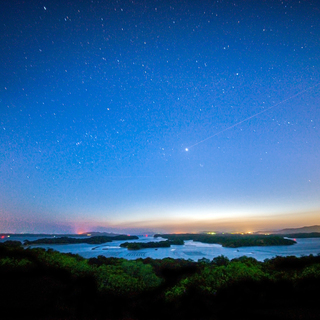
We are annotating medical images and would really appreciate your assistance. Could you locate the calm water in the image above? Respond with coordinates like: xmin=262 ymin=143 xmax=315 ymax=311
xmin=2 ymin=235 xmax=320 ymax=261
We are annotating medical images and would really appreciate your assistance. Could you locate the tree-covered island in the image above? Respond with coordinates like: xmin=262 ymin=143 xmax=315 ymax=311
xmin=120 ymin=239 xmax=184 ymax=250
xmin=154 ymin=233 xmax=296 ymax=247
xmin=24 ymin=235 xmax=138 ymax=245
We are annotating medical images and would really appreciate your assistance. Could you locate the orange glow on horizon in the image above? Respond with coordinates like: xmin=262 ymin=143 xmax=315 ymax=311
xmin=106 ymin=210 xmax=320 ymax=234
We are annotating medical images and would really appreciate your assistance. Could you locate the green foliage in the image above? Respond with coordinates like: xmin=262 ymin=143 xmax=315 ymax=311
xmin=0 ymin=240 xmax=22 ymax=248
xmin=94 ymin=259 xmax=162 ymax=295
xmin=198 ymin=257 xmax=210 ymax=264
xmin=0 ymin=257 xmax=34 ymax=269
xmin=1 ymin=243 xmax=320 ymax=319
xmin=299 ymin=263 xmax=320 ymax=279
xmin=165 ymin=258 xmax=266 ymax=301
xmin=211 ymin=255 xmax=230 ymax=266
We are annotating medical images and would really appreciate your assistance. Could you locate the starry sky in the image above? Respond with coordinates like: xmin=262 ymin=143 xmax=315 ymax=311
xmin=1 ymin=0 xmax=320 ymax=234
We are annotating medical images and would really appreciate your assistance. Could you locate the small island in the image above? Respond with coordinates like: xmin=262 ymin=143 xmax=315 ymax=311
xmin=24 ymin=235 xmax=138 ymax=245
xmin=154 ymin=233 xmax=296 ymax=248
xmin=120 ymin=239 xmax=184 ymax=250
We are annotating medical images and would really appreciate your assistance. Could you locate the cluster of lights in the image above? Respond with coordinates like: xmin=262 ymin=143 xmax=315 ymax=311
xmin=231 ymin=232 xmax=254 ymax=235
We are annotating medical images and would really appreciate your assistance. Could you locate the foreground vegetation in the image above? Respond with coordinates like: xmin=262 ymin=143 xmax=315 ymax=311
xmin=1 ymin=240 xmax=320 ymax=319
xmin=154 ymin=233 xmax=296 ymax=247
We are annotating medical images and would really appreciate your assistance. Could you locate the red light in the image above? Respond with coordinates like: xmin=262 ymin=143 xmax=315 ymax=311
xmin=145 ymin=234 xmax=148 ymax=237
xmin=1 ymin=236 xmax=5 ymax=239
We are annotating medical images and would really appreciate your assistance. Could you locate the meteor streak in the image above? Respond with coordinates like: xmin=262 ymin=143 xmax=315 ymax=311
xmin=186 ymin=83 xmax=320 ymax=150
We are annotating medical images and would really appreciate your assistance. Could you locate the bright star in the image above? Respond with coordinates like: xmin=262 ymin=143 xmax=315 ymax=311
xmin=185 ymin=148 xmax=189 ymax=151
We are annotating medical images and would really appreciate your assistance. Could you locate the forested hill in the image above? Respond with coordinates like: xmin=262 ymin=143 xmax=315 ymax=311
xmin=273 ymin=225 xmax=320 ymax=234
xmin=1 ymin=240 xmax=320 ymax=319
xmin=154 ymin=233 xmax=296 ymax=247
xmin=24 ymin=235 xmax=138 ymax=245
xmin=283 ymin=232 xmax=320 ymax=238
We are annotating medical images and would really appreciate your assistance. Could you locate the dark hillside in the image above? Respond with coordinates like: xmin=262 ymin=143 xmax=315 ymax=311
xmin=1 ymin=241 xmax=320 ymax=319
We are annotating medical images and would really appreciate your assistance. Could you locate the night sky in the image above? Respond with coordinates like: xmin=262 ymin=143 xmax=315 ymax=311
xmin=1 ymin=0 xmax=320 ymax=234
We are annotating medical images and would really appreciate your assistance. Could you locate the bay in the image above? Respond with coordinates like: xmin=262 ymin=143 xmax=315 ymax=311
xmin=2 ymin=235 xmax=320 ymax=261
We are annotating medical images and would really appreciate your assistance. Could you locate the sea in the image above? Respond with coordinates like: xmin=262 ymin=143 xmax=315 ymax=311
xmin=2 ymin=235 xmax=320 ymax=262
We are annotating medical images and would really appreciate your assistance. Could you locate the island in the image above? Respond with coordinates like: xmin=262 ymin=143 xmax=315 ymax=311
xmin=154 ymin=233 xmax=296 ymax=247
xmin=120 ymin=239 xmax=184 ymax=250
xmin=23 ymin=235 xmax=138 ymax=245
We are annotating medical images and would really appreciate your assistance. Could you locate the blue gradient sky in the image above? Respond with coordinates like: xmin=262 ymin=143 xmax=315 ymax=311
xmin=1 ymin=0 xmax=320 ymax=234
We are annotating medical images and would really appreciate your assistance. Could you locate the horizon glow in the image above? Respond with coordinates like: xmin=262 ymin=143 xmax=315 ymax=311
xmin=1 ymin=0 xmax=320 ymax=234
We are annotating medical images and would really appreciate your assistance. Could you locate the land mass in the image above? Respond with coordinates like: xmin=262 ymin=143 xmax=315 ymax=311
xmin=13 ymin=233 xmax=297 ymax=248
xmin=154 ymin=233 xmax=296 ymax=247
xmin=260 ymin=225 xmax=320 ymax=234
xmin=120 ymin=239 xmax=184 ymax=250
xmin=24 ymin=235 xmax=138 ymax=245
xmin=283 ymin=232 xmax=320 ymax=238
